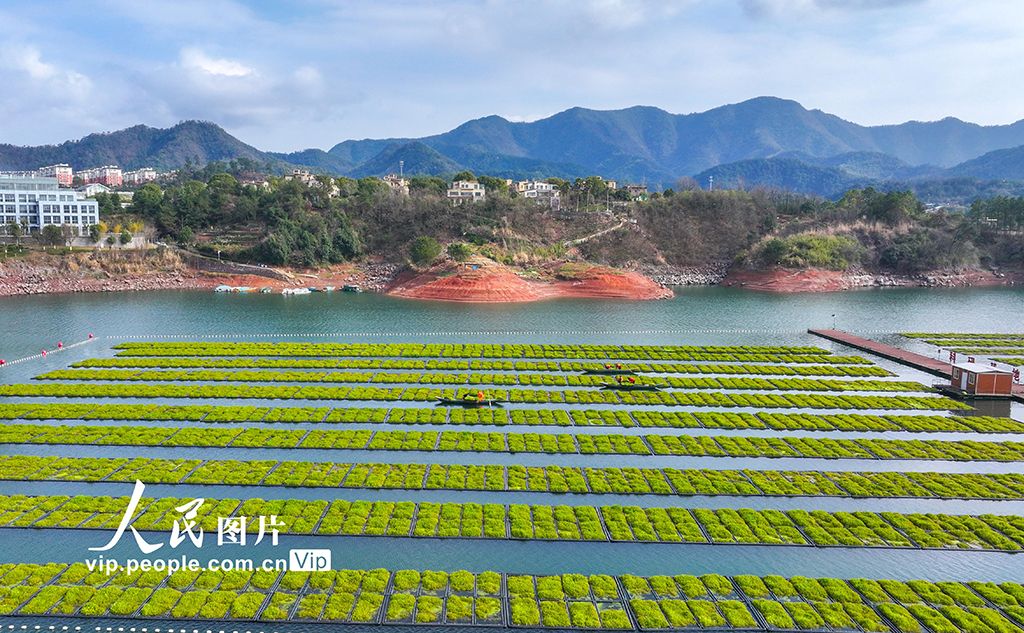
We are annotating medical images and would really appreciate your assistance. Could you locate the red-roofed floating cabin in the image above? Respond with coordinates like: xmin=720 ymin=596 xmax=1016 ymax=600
xmin=948 ymin=362 xmax=1014 ymax=398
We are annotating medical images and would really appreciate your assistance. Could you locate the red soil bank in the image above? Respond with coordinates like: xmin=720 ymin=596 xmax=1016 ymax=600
xmin=387 ymin=262 xmax=671 ymax=303
xmin=554 ymin=267 xmax=673 ymax=300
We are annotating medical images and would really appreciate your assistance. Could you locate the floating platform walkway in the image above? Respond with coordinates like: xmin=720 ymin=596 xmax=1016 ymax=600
xmin=808 ymin=329 xmax=952 ymax=377
xmin=808 ymin=328 xmax=1024 ymax=402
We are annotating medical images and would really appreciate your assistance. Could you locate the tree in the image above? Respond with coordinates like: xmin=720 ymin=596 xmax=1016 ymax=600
xmin=451 ymin=171 xmax=476 ymax=183
xmin=6 ymin=221 xmax=23 ymax=244
xmin=447 ymin=242 xmax=473 ymax=262
xmin=130 ymin=183 xmax=164 ymax=218
xmin=335 ymin=177 xmax=358 ymax=197
xmin=93 ymin=192 xmax=121 ymax=215
xmin=120 ymin=230 xmax=132 ymax=245
xmin=477 ymin=176 xmax=508 ymax=196
xmin=40 ymin=225 xmax=65 ymax=247
xmin=674 ymin=177 xmax=700 ymax=191
xmin=408 ymin=176 xmax=447 ymax=197
xmin=88 ymin=224 xmax=101 ymax=242
xmin=356 ymin=177 xmax=389 ymax=203
xmin=409 ymin=236 xmax=441 ymax=266
xmin=760 ymin=238 xmax=788 ymax=265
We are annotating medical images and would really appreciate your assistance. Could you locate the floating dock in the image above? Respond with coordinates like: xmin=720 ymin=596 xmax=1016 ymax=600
xmin=808 ymin=329 xmax=952 ymax=377
xmin=808 ymin=328 xmax=1024 ymax=402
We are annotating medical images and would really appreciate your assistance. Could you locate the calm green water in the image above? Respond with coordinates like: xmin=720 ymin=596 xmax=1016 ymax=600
xmin=1 ymin=286 xmax=1024 ymax=598
xmin=2 ymin=286 xmax=1023 ymax=360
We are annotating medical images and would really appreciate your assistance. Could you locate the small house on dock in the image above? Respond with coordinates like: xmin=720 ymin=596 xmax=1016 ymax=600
xmin=948 ymin=362 xmax=1013 ymax=398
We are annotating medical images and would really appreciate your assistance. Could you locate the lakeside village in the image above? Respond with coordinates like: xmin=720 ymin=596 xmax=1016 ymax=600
xmin=0 ymin=163 xmax=657 ymax=295
xmin=1 ymin=163 xmax=653 ymax=240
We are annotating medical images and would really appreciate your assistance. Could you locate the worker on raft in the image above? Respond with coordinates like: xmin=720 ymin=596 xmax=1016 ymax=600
xmin=463 ymin=390 xmax=486 ymax=403
xmin=604 ymin=363 xmax=611 ymax=369
xmin=628 ymin=376 xmax=637 ymax=384
xmin=616 ymin=363 xmax=623 ymax=369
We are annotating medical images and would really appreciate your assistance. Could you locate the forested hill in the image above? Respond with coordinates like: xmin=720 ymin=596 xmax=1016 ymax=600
xmin=120 ymin=169 xmax=1024 ymax=278
xmin=6 ymin=99 xmax=1024 ymax=201
xmin=0 ymin=121 xmax=282 ymax=171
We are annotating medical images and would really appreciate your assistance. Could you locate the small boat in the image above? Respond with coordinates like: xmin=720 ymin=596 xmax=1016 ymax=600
xmin=214 ymin=285 xmax=233 ymax=293
xmin=343 ymin=284 xmax=362 ymax=293
xmin=282 ymin=287 xmax=312 ymax=295
xmin=583 ymin=368 xmax=636 ymax=376
xmin=599 ymin=383 xmax=661 ymax=392
xmin=308 ymin=286 xmax=321 ymax=292
xmin=323 ymin=286 xmax=336 ymax=292
xmin=259 ymin=287 xmax=272 ymax=294
xmin=436 ymin=397 xmax=505 ymax=408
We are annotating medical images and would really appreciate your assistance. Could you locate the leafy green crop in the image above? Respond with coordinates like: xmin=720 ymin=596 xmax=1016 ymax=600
xmin=2 ymin=455 xmax=1023 ymax=501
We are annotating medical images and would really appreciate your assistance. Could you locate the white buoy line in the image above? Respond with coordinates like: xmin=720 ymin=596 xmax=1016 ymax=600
xmin=0 ymin=335 xmax=97 ymax=369
xmin=108 ymin=328 xmax=820 ymax=340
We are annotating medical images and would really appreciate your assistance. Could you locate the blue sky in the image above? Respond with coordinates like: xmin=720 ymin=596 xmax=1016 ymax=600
xmin=1 ymin=0 xmax=1021 ymax=152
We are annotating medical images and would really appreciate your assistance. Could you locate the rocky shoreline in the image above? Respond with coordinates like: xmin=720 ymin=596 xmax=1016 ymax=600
xmin=722 ymin=267 xmax=1020 ymax=293
xmin=1 ymin=251 xmax=1019 ymax=298
xmin=639 ymin=263 xmax=730 ymax=287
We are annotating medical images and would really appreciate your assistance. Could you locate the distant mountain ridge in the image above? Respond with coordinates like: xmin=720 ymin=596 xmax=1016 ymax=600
xmin=5 ymin=98 xmax=1024 ymax=201
xmin=0 ymin=121 xmax=281 ymax=171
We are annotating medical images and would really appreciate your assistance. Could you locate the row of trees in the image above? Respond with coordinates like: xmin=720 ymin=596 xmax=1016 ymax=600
xmin=5 ymin=221 xmax=134 ymax=247
xmin=107 ymin=164 xmax=1024 ymax=273
xmin=969 ymin=196 xmax=1024 ymax=231
xmin=742 ymin=187 xmax=1022 ymax=273
xmin=129 ymin=176 xmax=360 ymax=267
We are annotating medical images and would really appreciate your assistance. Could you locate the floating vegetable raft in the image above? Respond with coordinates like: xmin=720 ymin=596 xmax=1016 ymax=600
xmin=1 ymin=564 xmax=1024 ymax=631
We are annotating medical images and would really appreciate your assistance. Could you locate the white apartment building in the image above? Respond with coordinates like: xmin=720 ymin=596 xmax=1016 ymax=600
xmin=1 ymin=174 xmax=100 ymax=235
xmin=519 ymin=181 xmax=561 ymax=209
xmin=285 ymin=169 xmax=318 ymax=186
xmin=79 ymin=165 xmax=123 ymax=188
xmin=446 ymin=180 xmax=486 ymax=204
xmin=77 ymin=183 xmax=112 ymax=197
xmin=383 ymin=174 xmax=409 ymax=196
xmin=123 ymin=167 xmax=157 ymax=186
xmin=37 ymin=164 xmax=74 ymax=187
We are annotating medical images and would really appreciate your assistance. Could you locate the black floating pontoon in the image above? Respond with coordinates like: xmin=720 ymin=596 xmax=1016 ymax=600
xmin=436 ymin=398 xmax=506 ymax=408
xmin=582 ymin=368 xmax=637 ymax=376
xmin=599 ymin=384 xmax=661 ymax=392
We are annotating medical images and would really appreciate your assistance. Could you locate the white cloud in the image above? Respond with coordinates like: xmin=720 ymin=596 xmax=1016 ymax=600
xmin=2 ymin=0 xmax=1024 ymax=153
xmin=0 ymin=45 xmax=98 ymax=137
xmin=180 ymin=47 xmax=254 ymax=77
xmin=11 ymin=47 xmax=57 ymax=79
xmin=740 ymin=0 xmax=924 ymax=18
xmin=2 ymin=46 xmax=92 ymax=97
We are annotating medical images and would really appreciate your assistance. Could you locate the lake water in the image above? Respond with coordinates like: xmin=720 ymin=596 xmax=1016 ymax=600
xmin=0 ymin=286 xmax=1023 ymax=602
xmin=2 ymin=286 xmax=1023 ymax=361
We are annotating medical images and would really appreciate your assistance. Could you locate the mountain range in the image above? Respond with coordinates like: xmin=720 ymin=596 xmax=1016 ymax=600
xmin=5 ymin=97 xmax=1024 ymax=200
